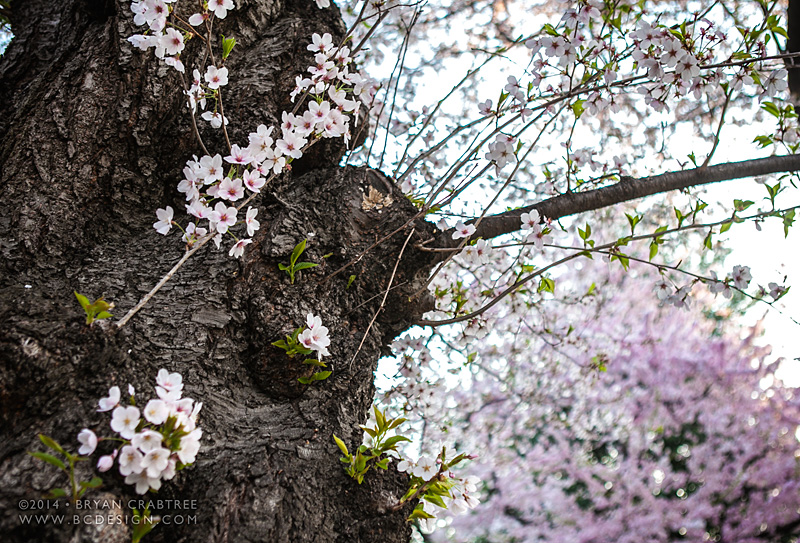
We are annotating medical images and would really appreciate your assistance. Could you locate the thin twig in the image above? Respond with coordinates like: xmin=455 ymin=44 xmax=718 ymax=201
xmin=349 ymin=228 xmax=415 ymax=370
xmin=115 ymin=233 xmax=214 ymax=328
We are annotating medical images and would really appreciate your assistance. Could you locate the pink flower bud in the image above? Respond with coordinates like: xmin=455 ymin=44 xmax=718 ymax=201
xmin=97 ymin=454 xmax=115 ymax=472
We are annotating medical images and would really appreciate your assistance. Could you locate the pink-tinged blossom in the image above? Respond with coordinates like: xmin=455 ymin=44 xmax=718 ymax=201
xmin=178 ymin=428 xmax=203 ymax=465
xmin=520 ymin=210 xmax=541 ymax=230
xmin=143 ymin=399 xmax=170 ymax=425
xmin=262 ymin=148 xmax=286 ymax=175
xmin=153 ymin=206 xmax=173 ymax=235
xmin=199 ymin=154 xmax=224 ymax=184
xmin=98 ymin=386 xmax=121 ymax=412
xmin=160 ymin=28 xmax=184 ymax=57
xmin=245 ymin=207 xmax=260 ymax=236
xmin=77 ymin=429 xmax=97 ymax=456
xmin=298 ymin=315 xmax=331 ymax=358
xmin=155 ymin=368 xmax=183 ymax=401
xmin=224 ymin=144 xmax=253 ymax=166
xmin=208 ymin=0 xmax=234 ymax=19
xmin=243 ymin=169 xmax=265 ymax=193
xmin=307 ymin=100 xmax=331 ymax=124
xmin=110 ymin=406 xmax=141 ymax=440
xmin=97 ymin=452 xmax=116 ymax=472
xmin=768 ymin=282 xmax=787 ymax=299
xmin=204 ymin=65 xmax=229 ymax=89
xmin=307 ymin=33 xmax=333 ymax=54
xmin=218 ymin=177 xmax=245 ymax=201
xmin=132 ymin=429 xmax=164 ymax=453
xmin=210 ymin=202 xmax=238 ymax=235
xmin=276 ymin=132 xmax=307 ymax=159
xmin=201 ymin=110 xmax=228 ymax=128
xmin=182 ymin=222 xmax=207 ymax=245
xmin=731 ymin=265 xmax=752 ymax=289
xmin=412 ymin=455 xmax=438 ymax=481
xmin=118 ymin=445 xmax=144 ymax=476
xmin=186 ymin=200 xmax=211 ymax=220
xmin=306 ymin=313 xmax=322 ymax=330
xmin=229 ymin=238 xmax=252 ymax=259
xmin=247 ymin=124 xmax=274 ymax=161
xmin=125 ymin=470 xmax=162 ymax=495
xmin=188 ymin=13 xmax=206 ymax=26
xmin=452 ymin=221 xmax=476 ymax=240
xmin=426 ymin=261 xmax=800 ymax=543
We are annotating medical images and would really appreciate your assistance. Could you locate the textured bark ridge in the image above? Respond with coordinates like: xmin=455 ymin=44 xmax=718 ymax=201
xmin=0 ymin=1 xmax=435 ymax=541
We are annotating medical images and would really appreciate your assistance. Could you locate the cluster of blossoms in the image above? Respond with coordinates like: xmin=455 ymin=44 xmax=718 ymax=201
xmin=382 ymin=258 xmax=800 ymax=542
xmin=298 ymin=313 xmax=331 ymax=360
xmin=654 ymin=264 xmax=756 ymax=309
xmin=520 ymin=209 xmax=553 ymax=249
xmin=77 ymin=369 xmax=202 ymax=495
xmin=145 ymin=29 xmax=377 ymax=261
xmin=397 ymin=454 xmax=481 ymax=532
xmin=126 ymin=0 xmax=377 ymax=260
xmin=485 ymin=133 xmax=518 ymax=172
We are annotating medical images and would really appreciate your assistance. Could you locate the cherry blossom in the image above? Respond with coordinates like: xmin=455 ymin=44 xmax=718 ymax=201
xmin=153 ymin=206 xmax=174 ymax=235
xmin=228 ymin=238 xmax=252 ymax=259
xmin=97 ymin=386 xmax=121 ymax=412
xmin=77 ymin=429 xmax=97 ymax=456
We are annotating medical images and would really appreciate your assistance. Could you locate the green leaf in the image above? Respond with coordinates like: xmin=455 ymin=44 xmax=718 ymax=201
xmin=80 ymin=476 xmax=103 ymax=489
xmin=38 ymin=434 xmax=66 ymax=455
xmin=424 ymin=493 xmax=448 ymax=508
xmin=703 ymin=230 xmax=713 ymax=250
xmin=783 ymin=209 xmax=795 ymax=237
xmin=761 ymin=101 xmax=781 ymax=118
xmin=313 ymin=370 xmax=332 ymax=381
xmin=571 ymin=99 xmax=585 ymax=118
xmin=719 ymin=220 xmax=733 ymax=233
xmin=375 ymin=458 xmax=390 ymax=470
xmin=408 ymin=507 xmax=436 ymax=521
xmin=277 ymin=263 xmax=290 ymax=271
xmin=373 ymin=405 xmax=386 ymax=431
xmin=733 ymin=199 xmax=754 ymax=212
xmin=753 ymin=135 xmax=773 ymax=148
xmin=74 ymin=291 xmax=90 ymax=310
xmin=46 ymin=488 xmax=68 ymax=498
xmin=346 ymin=275 xmax=356 ymax=289
xmin=302 ymin=358 xmax=326 ymax=367
xmin=625 ymin=213 xmax=641 ymax=234
xmin=537 ymin=277 xmax=555 ymax=294
xmin=290 ymin=239 xmax=307 ymax=266
xmin=649 ymin=241 xmax=658 ymax=261
xmin=271 ymin=340 xmax=288 ymax=350
xmin=333 ymin=434 xmax=350 ymax=457
xmin=387 ymin=417 xmax=407 ymax=430
xmin=29 ymin=452 xmax=66 ymax=470
xmin=96 ymin=311 xmax=113 ymax=320
xmin=382 ymin=435 xmax=412 ymax=450
xmin=292 ymin=262 xmax=318 ymax=272
xmin=221 ymin=34 xmax=236 ymax=59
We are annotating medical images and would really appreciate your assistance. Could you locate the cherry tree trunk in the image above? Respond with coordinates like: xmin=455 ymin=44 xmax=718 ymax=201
xmin=0 ymin=1 xmax=436 ymax=541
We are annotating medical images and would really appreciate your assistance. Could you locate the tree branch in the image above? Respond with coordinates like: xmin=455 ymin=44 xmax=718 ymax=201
xmin=434 ymin=154 xmax=800 ymax=257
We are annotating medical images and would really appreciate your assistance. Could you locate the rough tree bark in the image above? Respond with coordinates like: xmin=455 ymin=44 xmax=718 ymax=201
xmin=0 ymin=1 xmax=436 ymax=542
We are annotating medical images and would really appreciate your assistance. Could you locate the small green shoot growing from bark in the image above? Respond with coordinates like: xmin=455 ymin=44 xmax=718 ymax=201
xmin=278 ymin=239 xmax=318 ymax=284
xmin=28 ymin=434 xmax=102 ymax=503
xmin=74 ymin=291 xmax=114 ymax=325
